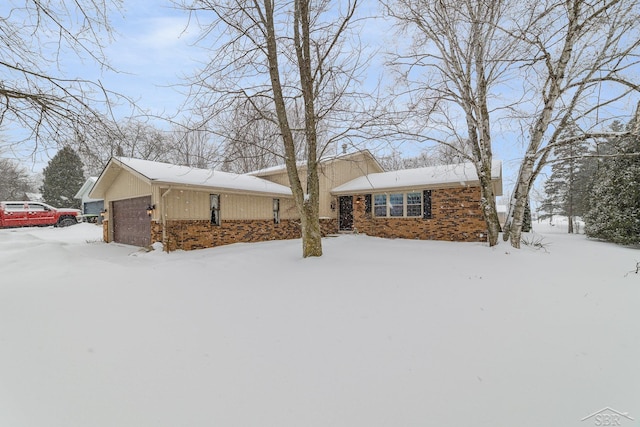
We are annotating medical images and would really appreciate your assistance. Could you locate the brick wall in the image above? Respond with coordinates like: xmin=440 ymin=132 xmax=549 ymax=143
xmin=352 ymin=186 xmax=488 ymax=242
xmin=102 ymin=189 xmax=485 ymax=248
xmin=155 ymin=218 xmax=338 ymax=251
xmin=102 ymin=220 xmax=109 ymax=243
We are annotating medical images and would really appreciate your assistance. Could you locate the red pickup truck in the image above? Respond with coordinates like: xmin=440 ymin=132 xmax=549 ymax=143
xmin=0 ymin=201 xmax=81 ymax=228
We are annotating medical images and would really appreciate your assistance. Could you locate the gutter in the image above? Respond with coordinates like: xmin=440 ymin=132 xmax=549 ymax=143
xmin=161 ymin=187 xmax=173 ymax=252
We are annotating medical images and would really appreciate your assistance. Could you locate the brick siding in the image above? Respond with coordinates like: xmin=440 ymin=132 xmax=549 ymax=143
xmin=102 ymin=187 xmax=486 ymax=250
xmin=102 ymin=220 xmax=109 ymax=243
xmin=352 ymin=186 xmax=488 ymax=242
xmin=146 ymin=218 xmax=338 ymax=251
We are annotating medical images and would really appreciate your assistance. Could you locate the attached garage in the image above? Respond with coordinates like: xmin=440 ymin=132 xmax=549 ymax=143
xmin=89 ymin=157 xmax=295 ymax=250
xmin=112 ymin=196 xmax=151 ymax=247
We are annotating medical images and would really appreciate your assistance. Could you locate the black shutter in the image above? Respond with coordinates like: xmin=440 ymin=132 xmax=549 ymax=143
xmin=365 ymin=194 xmax=372 ymax=214
xmin=423 ymin=190 xmax=432 ymax=219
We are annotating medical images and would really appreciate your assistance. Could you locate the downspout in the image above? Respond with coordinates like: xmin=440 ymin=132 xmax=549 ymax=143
xmin=161 ymin=187 xmax=173 ymax=252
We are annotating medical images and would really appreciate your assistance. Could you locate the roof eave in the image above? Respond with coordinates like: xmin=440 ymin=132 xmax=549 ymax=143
xmin=331 ymin=177 xmax=503 ymax=196
xmin=150 ymin=180 xmax=293 ymax=198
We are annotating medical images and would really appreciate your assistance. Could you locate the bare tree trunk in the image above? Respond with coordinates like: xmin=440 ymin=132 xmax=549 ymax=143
xmin=504 ymin=151 xmax=540 ymax=248
xmin=567 ymin=190 xmax=574 ymax=234
xmin=294 ymin=0 xmax=323 ymax=257
xmin=477 ymin=161 xmax=501 ymax=246
xmin=263 ymin=0 xmax=322 ymax=257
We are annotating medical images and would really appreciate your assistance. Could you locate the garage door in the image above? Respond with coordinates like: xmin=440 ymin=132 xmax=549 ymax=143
xmin=112 ymin=196 xmax=151 ymax=247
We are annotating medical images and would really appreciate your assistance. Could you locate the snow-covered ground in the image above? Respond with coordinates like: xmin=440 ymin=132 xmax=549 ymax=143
xmin=0 ymin=223 xmax=638 ymax=427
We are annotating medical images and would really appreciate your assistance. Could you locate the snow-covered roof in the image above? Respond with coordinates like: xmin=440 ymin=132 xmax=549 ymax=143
xmin=91 ymin=157 xmax=292 ymax=198
xmin=331 ymin=160 xmax=503 ymax=195
xmin=247 ymin=149 xmax=383 ymax=176
xmin=74 ymin=177 xmax=99 ymax=200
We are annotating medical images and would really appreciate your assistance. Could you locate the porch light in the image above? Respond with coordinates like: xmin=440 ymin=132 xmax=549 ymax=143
xmin=100 ymin=209 xmax=107 ymax=218
xmin=146 ymin=204 xmax=155 ymax=217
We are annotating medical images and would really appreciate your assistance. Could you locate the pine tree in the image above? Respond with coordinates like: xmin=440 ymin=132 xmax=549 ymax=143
xmin=40 ymin=146 xmax=85 ymax=209
xmin=540 ymin=125 xmax=591 ymax=232
xmin=584 ymin=122 xmax=640 ymax=244
xmin=522 ymin=200 xmax=532 ymax=232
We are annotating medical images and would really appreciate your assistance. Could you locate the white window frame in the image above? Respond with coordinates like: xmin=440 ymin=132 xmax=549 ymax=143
xmin=372 ymin=192 xmax=423 ymax=218
xmin=373 ymin=194 xmax=387 ymax=217
xmin=406 ymin=192 xmax=422 ymax=217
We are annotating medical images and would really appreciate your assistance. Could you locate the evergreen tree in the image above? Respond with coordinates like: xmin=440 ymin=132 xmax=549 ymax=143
xmin=584 ymin=122 xmax=640 ymax=244
xmin=540 ymin=125 xmax=591 ymax=232
xmin=522 ymin=200 xmax=532 ymax=232
xmin=40 ymin=146 xmax=85 ymax=209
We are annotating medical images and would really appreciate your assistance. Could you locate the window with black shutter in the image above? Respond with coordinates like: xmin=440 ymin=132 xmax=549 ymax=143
xmin=423 ymin=190 xmax=432 ymax=219
xmin=365 ymin=194 xmax=372 ymax=214
xmin=210 ymin=194 xmax=221 ymax=225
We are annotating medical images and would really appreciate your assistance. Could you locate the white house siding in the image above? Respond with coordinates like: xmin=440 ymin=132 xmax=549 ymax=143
xmin=159 ymin=189 xmax=209 ymax=220
xmin=222 ymin=194 xmax=273 ymax=220
xmin=157 ymin=189 xmax=290 ymax=222
xmin=103 ymin=171 xmax=152 ymax=223
xmin=255 ymin=153 xmax=384 ymax=219
xmin=318 ymin=156 xmax=384 ymax=218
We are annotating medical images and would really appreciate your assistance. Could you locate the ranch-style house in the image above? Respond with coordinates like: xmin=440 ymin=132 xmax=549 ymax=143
xmin=89 ymin=150 xmax=502 ymax=251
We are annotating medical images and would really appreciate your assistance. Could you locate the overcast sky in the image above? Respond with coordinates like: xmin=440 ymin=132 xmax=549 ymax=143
xmin=1 ymin=0 xmax=594 ymax=199
xmin=2 ymin=0 xmax=405 ymax=173
xmin=98 ymin=1 xmax=202 ymax=122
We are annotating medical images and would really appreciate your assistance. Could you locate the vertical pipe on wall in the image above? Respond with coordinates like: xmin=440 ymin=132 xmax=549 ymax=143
xmin=161 ymin=187 xmax=173 ymax=252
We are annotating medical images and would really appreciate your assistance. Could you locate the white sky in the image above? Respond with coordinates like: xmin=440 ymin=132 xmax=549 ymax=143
xmin=2 ymin=0 xmax=636 ymax=205
xmin=0 ymin=1 xmax=522 ymax=182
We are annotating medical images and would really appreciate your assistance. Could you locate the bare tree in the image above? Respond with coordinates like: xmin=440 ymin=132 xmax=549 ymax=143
xmin=71 ymin=118 xmax=174 ymax=176
xmin=386 ymin=0 xmax=640 ymax=248
xmin=384 ymin=0 xmax=517 ymax=246
xmin=0 ymin=157 xmax=35 ymax=199
xmin=500 ymin=0 xmax=640 ymax=247
xmin=176 ymin=0 xmax=382 ymax=257
xmin=0 ymin=1 xmax=126 ymax=153
xmin=167 ymin=121 xmax=222 ymax=169
xmin=216 ymin=97 xmax=298 ymax=173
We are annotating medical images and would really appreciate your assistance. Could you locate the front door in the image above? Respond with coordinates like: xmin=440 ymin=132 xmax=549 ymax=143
xmin=339 ymin=196 xmax=353 ymax=231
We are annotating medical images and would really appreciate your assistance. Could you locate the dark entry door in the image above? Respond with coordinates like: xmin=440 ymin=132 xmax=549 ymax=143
xmin=339 ymin=196 xmax=353 ymax=231
xmin=112 ymin=196 xmax=151 ymax=247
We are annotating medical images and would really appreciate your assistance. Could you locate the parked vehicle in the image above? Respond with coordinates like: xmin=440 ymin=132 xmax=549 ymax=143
xmin=0 ymin=201 xmax=81 ymax=228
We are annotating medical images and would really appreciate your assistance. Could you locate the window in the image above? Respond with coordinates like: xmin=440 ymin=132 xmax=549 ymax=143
xmin=406 ymin=192 xmax=422 ymax=217
xmin=28 ymin=203 xmax=46 ymax=211
xmin=389 ymin=193 xmax=404 ymax=217
xmin=372 ymin=191 xmax=432 ymax=219
xmin=374 ymin=194 xmax=387 ymax=217
xmin=273 ymin=198 xmax=280 ymax=224
xmin=210 ymin=194 xmax=220 ymax=226
xmin=4 ymin=203 xmax=25 ymax=211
